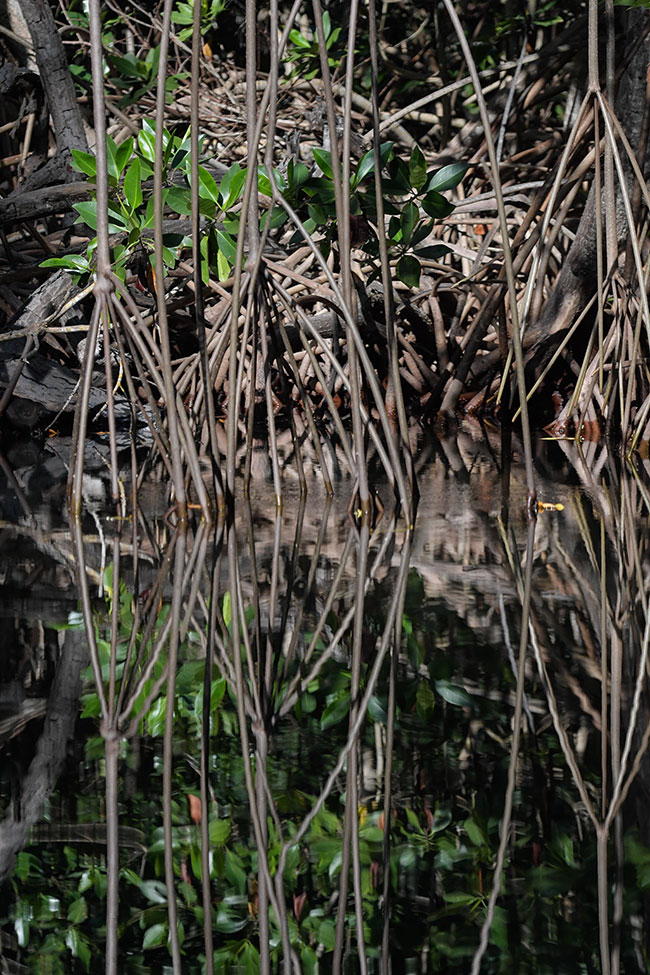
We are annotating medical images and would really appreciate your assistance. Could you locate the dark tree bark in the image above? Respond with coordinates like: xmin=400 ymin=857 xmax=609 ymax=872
xmin=0 ymin=628 xmax=86 ymax=884
xmin=523 ymin=9 xmax=650 ymax=374
xmin=16 ymin=0 xmax=88 ymax=187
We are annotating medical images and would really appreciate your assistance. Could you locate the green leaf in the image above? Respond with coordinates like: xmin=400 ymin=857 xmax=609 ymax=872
xmin=209 ymin=818 xmax=231 ymax=846
xmin=161 ymin=244 xmax=177 ymax=267
xmin=67 ymin=897 xmax=88 ymax=924
xmin=355 ymin=141 xmax=394 ymax=184
xmin=414 ymin=244 xmax=450 ymax=260
xmin=109 ymin=52 xmax=146 ymax=79
xmin=65 ymin=929 xmax=91 ymax=971
xmin=435 ymin=679 xmax=473 ymax=707
xmin=409 ymin=144 xmax=427 ymax=191
xmin=224 ymin=851 xmax=247 ymax=895
xmin=286 ymin=159 xmax=310 ymax=193
xmin=197 ymin=164 xmax=220 ymax=202
xmin=138 ymin=125 xmax=156 ymax=163
xmin=367 ymin=695 xmax=387 ymax=724
xmin=40 ymin=254 xmax=91 ymax=273
xmin=317 ymin=919 xmax=336 ymax=950
xmin=312 ymin=148 xmax=334 ymax=179
xmin=396 ymin=254 xmax=421 ymax=288
xmin=257 ymin=165 xmax=285 ymax=196
xmin=123 ymin=157 xmax=142 ymax=211
xmin=400 ymin=201 xmax=419 ymax=245
xmin=73 ymin=201 xmax=99 ymax=230
xmin=143 ymin=922 xmax=167 ymax=950
xmin=260 ymin=205 xmax=288 ymax=231
xmin=105 ymin=136 xmax=119 ymax=182
xmin=410 ymin=217 xmax=434 ymax=247
xmin=429 ymin=806 xmax=452 ymax=834
xmin=307 ymin=202 xmax=327 ymax=226
xmin=421 ymin=190 xmax=455 ymax=219
xmin=71 ymin=149 xmax=97 ymax=178
xmin=289 ymin=29 xmax=313 ymax=49
xmin=464 ymin=817 xmax=487 ymax=847
xmin=216 ymin=229 xmax=237 ymax=264
xmin=146 ymin=696 xmax=166 ymax=737
xmin=240 ymin=940 xmax=260 ymax=975
xmin=321 ymin=689 xmax=350 ymax=730
xmin=427 ymin=162 xmax=468 ymax=192
xmin=166 ymin=184 xmax=194 ymax=216
xmin=219 ymin=164 xmax=246 ymax=210
xmin=114 ymin=137 xmax=133 ymax=177
xmin=415 ymin=679 xmax=435 ymax=719
xmin=215 ymin=898 xmax=248 ymax=934
xmin=217 ymin=249 xmax=231 ymax=281
xmin=443 ymin=890 xmax=479 ymax=905
xmin=384 ymin=158 xmax=412 ymax=196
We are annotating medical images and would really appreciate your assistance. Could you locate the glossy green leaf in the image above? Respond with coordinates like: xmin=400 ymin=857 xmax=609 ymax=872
xmin=429 ymin=806 xmax=452 ymax=834
xmin=217 ymin=249 xmax=231 ymax=281
xmin=72 ymin=201 xmax=99 ymax=230
xmin=65 ymin=929 xmax=91 ymax=971
xmin=443 ymin=890 xmax=479 ymax=905
xmin=427 ymin=162 xmax=468 ymax=192
xmin=414 ymin=243 xmax=450 ymax=260
xmin=219 ymin=164 xmax=246 ymax=210
xmin=317 ymin=919 xmax=336 ymax=950
xmin=367 ymin=695 xmax=387 ymax=724
xmin=67 ymin=897 xmax=88 ymax=924
xmin=435 ymin=679 xmax=473 ymax=707
xmin=105 ymin=137 xmax=119 ymax=182
xmin=138 ymin=121 xmax=157 ymax=162
xmin=416 ymin=679 xmax=435 ymax=719
xmin=197 ymin=164 xmax=220 ymax=202
xmin=464 ymin=817 xmax=487 ymax=847
xmin=355 ymin=141 xmax=394 ymax=184
xmin=221 ymin=592 xmax=232 ymax=626
xmin=123 ymin=157 xmax=142 ymax=211
xmin=216 ymin=229 xmax=237 ymax=264
xmin=312 ymin=148 xmax=334 ymax=179
xmin=114 ymin=137 xmax=133 ymax=177
xmin=421 ymin=190 xmax=455 ymax=219
xmin=71 ymin=149 xmax=97 ymax=178
xmin=400 ymin=201 xmax=419 ymax=245
xmin=165 ymin=184 xmax=193 ymax=216
xmin=257 ymin=165 xmax=285 ymax=196
xmin=143 ymin=922 xmax=167 ymax=949
xmin=409 ymin=144 xmax=427 ymax=191
xmin=396 ymin=254 xmax=421 ymax=288
xmin=209 ymin=818 xmax=231 ymax=846
xmin=321 ymin=689 xmax=350 ymax=730
xmin=40 ymin=255 xmax=91 ymax=273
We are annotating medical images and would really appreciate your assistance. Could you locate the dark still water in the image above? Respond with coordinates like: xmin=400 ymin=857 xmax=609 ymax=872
xmin=0 ymin=427 xmax=649 ymax=974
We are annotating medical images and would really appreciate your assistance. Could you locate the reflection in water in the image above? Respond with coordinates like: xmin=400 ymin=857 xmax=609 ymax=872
xmin=0 ymin=429 xmax=650 ymax=972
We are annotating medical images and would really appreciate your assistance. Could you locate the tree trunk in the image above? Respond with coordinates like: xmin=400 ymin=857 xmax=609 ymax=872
xmin=523 ymin=9 xmax=650 ymax=375
xmin=16 ymin=0 xmax=87 ymax=187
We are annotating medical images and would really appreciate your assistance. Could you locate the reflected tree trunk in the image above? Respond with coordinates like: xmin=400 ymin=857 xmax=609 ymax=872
xmin=0 ymin=628 xmax=86 ymax=884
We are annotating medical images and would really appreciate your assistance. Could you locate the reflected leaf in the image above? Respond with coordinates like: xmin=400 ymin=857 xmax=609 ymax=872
xmin=435 ymin=680 xmax=473 ymax=707
xmin=142 ymin=922 xmax=167 ymax=949
xmin=317 ymin=918 xmax=336 ymax=950
xmin=367 ymin=695 xmax=387 ymax=724
xmin=321 ymin=689 xmax=350 ymax=730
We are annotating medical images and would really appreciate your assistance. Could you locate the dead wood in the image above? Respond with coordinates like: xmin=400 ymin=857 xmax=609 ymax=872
xmin=0 ymin=180 xmax=89 ymax=228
